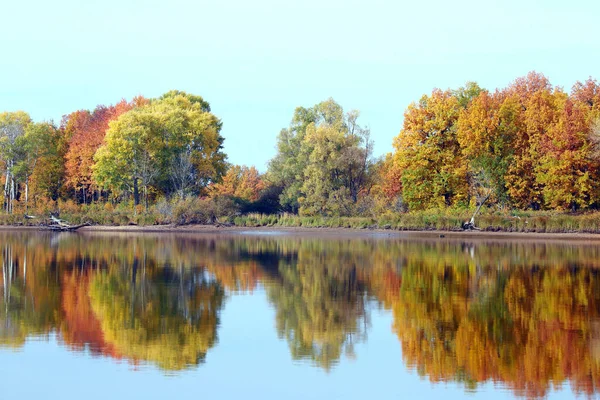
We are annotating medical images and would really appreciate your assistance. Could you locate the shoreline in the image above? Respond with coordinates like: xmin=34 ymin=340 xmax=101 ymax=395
xmin=3 ymin=223 xmax=600 ymax=241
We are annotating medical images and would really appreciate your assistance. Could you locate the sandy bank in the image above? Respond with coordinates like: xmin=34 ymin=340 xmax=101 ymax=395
xmin=75 ymin=224 xmax=600 ymax=242
xmin=1 ymin=224 xmax=600 ymax=242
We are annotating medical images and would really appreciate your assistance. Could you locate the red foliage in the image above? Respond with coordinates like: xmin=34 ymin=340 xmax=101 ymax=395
xmin=60 ymin=271 xmax=122 ymax=360
xmin=62 ymin=98 xmax=147 ymax=199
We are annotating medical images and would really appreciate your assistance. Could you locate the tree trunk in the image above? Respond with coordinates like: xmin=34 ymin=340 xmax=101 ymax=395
xmin=25 ymin=176 xmax=29 ymax=212
xmin=4 ymin=168 xmax=9 ymax=213
xmin=469 ymin=193 xmax=491 ymax=226
xmin=10 ymin=175 xmax=15 ymax=214
xmin=463 ymin=193 xmax=491 ymax=230
xmin=144 ymin=185 xmax=148 ymax=211
xmin=133 ymin=178 xmax=140 ymax=206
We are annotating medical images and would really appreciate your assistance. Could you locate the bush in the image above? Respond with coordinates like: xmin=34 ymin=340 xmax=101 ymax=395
xmin=171 ymin=196 xmax=240 ymax=225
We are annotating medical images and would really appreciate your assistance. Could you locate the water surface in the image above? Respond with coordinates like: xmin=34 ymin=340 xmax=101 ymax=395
xmin=1 ymin=231 xmax=598 ymax=399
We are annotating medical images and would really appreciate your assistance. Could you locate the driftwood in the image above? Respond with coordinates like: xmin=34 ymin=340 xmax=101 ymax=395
xmin=46 ymin=222 xmax=90 ymax=231
xmin=44 ymin=216 xmax=90 ymax=232
xmin=462 ymin=193 xmax=491 ymax=231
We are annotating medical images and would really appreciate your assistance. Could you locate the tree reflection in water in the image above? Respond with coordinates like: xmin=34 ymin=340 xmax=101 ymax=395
xmin=0 ymin=232 xmax=599 ymax=397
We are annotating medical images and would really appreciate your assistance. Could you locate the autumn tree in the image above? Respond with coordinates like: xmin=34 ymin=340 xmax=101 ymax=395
xmin=500 ymin=72 xmax=554 ymax=209
xmin=208 ymin=164 xmax=265 ymax=202
xmin=457 ymin=90 xmax=517 ymax=205
xmin=93 ymin=92 xmax=227 ymax=208
xmin=388 ymin=72 xmax=600 ymax=211
xmin=160 ymin=90 xmax=211 ymax=112
xmin=391 ymin=89 xmax=468 ymax=210
xmin=27 ymin=122 xmax=68 ymax=203
xmin=536 ymin=97 xmax=598 ymax=210
xmin=63 ymin=100 xmax=142 ymax=203
xmin=0 ymin=111 xmax=31 ymax=213
xmin=12 ymin=122 xmax=62 ymax=210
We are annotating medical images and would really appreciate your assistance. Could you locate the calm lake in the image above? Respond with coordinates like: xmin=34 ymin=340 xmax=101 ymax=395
xmin=1 ymin=231 xmax=599 ymax=399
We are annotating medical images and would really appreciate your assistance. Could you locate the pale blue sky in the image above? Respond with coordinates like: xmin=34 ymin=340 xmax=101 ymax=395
xmin=1 ymin=0 xmax=598 ymax=170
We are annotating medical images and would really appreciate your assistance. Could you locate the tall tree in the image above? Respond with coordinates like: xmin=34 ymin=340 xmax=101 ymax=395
xmin=457 ymin=90 xmax=516 ymax=205
xmin=299 ymin=118 xmax=372 ymax=216
xmin=268 ymin=98 xmax=346 ymax=212
xmin=391 ymin=89 xmax=467 ymax=210
xmin=13 ymin=122 xmax=60 ymax=211
xmin=536 ymin=97 xmax=598 ymax=210
xmin=63 ymin=98 xmax=145 ymax=204
xmin=501 ymin=72 xmax=554 ymax=209
xmin=94 ymin=92 xmax=226 ymax=208
xmin=268 ymin=99 xmax=373 ymax=215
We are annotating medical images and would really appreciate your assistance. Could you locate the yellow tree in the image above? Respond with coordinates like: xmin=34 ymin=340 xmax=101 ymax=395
xmin=392 ymin=89 xmax=468 ymax=210
xmin=457 ymin=90 xmax=516 ymax=205
xmin=503 ymin=72 xmax=556 ymax=209
xmin=94 ymin=93 xmax=227 ymax=207
xmin=536 ymin=97 xmax=599 ymax=209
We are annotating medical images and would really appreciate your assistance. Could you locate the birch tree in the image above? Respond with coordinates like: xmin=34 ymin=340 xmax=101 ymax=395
xmin=0 ymin=112 xmax=31 ymax=213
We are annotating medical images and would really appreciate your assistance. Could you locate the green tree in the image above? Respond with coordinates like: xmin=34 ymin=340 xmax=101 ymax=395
xmin=267 ymin=98 xmax=346 ymax=212
xmin=299 ymin=120 xmax=372 ymax=216
xmin=93 ymin=93 xmax=226 ymax=207
xmin=269 ymin=99 xmax=373 ymax=215
xmin=453 ymin=81 xmax=483 ymax=109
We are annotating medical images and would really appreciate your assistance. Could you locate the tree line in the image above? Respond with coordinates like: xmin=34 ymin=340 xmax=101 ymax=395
xmin=1 ymin=72 xmax=599 ymax=217
xmin=382 ymin=72 xmax=600 ymax=212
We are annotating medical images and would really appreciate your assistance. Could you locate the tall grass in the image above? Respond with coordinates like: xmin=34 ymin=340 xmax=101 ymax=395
xmin=3 ymin=197 xmax=600 ymax=234
xmin=229 ymin=210 xmax=600 ymax=233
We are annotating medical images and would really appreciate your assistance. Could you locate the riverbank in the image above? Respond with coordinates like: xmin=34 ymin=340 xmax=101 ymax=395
xmin=76 ymin=224 xmax=600 ymax=241
xmin=0 ymin=223 xmax=593 ymax=242
xmin=5 ymin=210 xmax=600 ymax=239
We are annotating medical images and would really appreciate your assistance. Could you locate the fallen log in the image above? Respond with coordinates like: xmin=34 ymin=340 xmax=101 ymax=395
xmin=44 ymin=215 xmax=90 ymax=231
xmin=45 ymin=222 xmax=90 ymax=232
